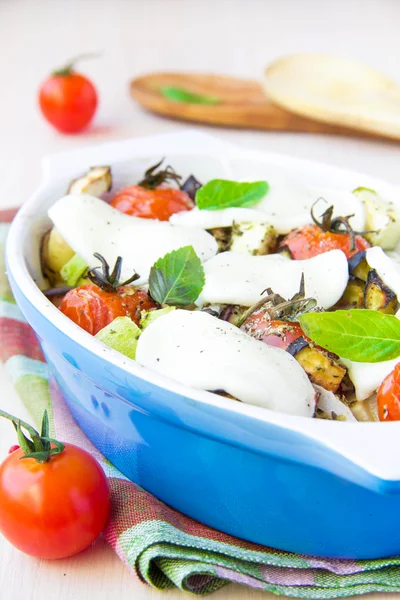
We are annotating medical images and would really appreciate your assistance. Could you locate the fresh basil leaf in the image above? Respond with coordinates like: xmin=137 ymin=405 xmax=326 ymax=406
xmin=149 ymin=246 xmax=205 ymax=306
xmin=196 ymin=179 xmax=269 ymax=211
xmin=160 ymin=86 xmax=220 ymax=105
xmin=299 ymin=309 xmax=400 ymax=363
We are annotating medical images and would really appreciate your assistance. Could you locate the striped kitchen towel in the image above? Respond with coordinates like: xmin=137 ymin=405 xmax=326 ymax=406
xmin=2 ymin=209 xmax=400 ymax=597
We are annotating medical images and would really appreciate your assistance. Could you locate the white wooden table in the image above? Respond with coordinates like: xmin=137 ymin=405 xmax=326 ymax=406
xmin=1 ymin=1 xmax=400 ymax=598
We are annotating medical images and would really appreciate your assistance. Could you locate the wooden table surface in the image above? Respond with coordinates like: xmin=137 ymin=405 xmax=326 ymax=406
xmin=1 ymin=0 xmax=400 ymax=598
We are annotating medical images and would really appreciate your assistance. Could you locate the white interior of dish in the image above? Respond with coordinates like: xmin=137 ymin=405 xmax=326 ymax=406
xmin=7 ymin=129 xmax=400 ymax=482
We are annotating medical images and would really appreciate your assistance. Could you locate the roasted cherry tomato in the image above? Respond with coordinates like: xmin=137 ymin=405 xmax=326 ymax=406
xmin=38 ymin=56 xmax=97 ymax=133
xmin=111 ymin=185 xmax=193 ymax=221
xmin=59 ymin=284 xmax=156 ymax=335
xmin=0 ymin=410 xmax=110 ymax=559
xmin=279 ymin=224 xmax=370 ymax=260
xmin=241 ymin=314 xmax=305 ymax=350
xmin=111 ymin=159 xmax=194 ymax=221
xmin=377 ymin=362 xmax=400 ymax=421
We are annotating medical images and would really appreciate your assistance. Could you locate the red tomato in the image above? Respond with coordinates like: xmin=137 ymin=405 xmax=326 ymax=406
xmin=241 ymin=313 xmax=305 ymax=350
xmin=111 ymin=185 xmax=194 ymax=221
xmin=8 ymin=445 xmax=19 ymax=455
xmin=59 ymin=284 xmax=156 ymax=335
xmin=279 ymin=225 xmax=370 ymax=260
xmin=38 ymin=60 xmax=97 ymax=133
xmin=0 ymin=443 xmax=110 ymax=559
xmin=377 ymin=362 xmax=400 ymax=421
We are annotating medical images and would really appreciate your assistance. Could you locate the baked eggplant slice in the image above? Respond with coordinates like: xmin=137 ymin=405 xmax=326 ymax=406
xmin=287 ymin=337 xmax=346 ymax=393
xmin=348 ymin=250 xmax=370 ymax=282
xmin=68 ymin=166 xmax=112 ymax=196
xmin=230 ymin=223 xmax=277 ymax=255
xmin=336 ymin=276 xmax=365 ymax=309
xmin=219 ymin=304 xmax=247 ymax=324
xmin=207 ymin=227 xmax=232 ymax=252
xmin=364 ymin=269 xmax=398 ymax=314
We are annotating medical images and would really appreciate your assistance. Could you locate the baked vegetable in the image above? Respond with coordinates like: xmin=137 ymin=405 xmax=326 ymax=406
xmin=41 ymin=227 xmax=75 ymax=285
xmin=364 ymin=269 xmax=398 ymax=314
xmin=348 ymin=250 xmax=370 ymax=282
xmin=353 ymin=187 xmax=400 ymax=250
xmin=278 ymin=204 xmax=370 ymax=259
xmin=336 ymin=277 xmax=365 ymax=309
xmin=110 ymin=159 xmax=193 ymax=221
xmin=42 ymin=166 xmax=113 ymax=285
xmin=287 ymin=338 xmax=347 ymax=393
xmin=68 ymin=166 xmax=112 ymax=196
xmin=207 ymin=227 xmax=232 ymax=252
xmin=230 ymin=222 xmax=277 ymax=255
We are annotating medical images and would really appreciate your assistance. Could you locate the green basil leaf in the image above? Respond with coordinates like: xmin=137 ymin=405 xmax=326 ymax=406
xmin=299 ymin=309 xmax=400 ymax=363
xmin=196 ymin=179 xmax=269 ymax=211
xmin=160 ymin=86 xmax=220 ymax=105
xmin=148 ymin=246 xmax=205 ymax=306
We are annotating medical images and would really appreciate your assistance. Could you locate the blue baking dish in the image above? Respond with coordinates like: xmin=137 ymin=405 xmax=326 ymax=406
xmin=6 ymin=130 xmax=400 ymax=559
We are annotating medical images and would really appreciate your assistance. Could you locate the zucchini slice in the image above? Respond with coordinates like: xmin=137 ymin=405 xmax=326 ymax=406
xmin=287 ymin=337 xmax=346 ymax=393
xmin=364 ymin=269 xmax=398 ymax=314
xmin=40 ymin=227 xmax=75 ymax=286
xmin=230 ymin=223 xmax=277 ymax=255
xmin=353 ymin=187 xmax=400 ymax=250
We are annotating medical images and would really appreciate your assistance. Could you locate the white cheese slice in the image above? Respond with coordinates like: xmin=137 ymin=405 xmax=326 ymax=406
xmin=170 ymin=181 xmax=365 ymax=234
xmin=341 ymin=357 xmax=399 ymax=401
xmin=366 ymin=246 xmax=400 ymax=300
xmin=48 ymin=194 xmax=218 ymax=284
xmin=136 ymin=310 xmax=315 ymax=417
xmin=196 ymin=249 xmax=348 ymax=308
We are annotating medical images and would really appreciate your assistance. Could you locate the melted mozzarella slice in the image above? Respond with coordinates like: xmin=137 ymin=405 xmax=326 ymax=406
xmin=170 ymin=180 xmax=365 ymax=234
xmin=366 ymin=246 xmax=400 ymax=300
xmin=136 ymin=310 xmax=316 ymax=417
xmin=48 ymin=194 xmax=218 ymax=284
xmin=341 ymin=357 xmax=399 ymax=401
xmin=196 ymin=249 xmax=348 ymax=308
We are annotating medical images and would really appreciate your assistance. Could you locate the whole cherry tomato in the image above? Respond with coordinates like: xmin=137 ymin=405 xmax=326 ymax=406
xmin=241 ymin=314 xmax=305 ymax=350
xmin=111 ymin=185 xmax=193 ymax=221
xmin=38 ymin=56 xmax=98 ymax=133
xmin=0 ymin=410 xmax=110 ymax=559
xmin=60 ymin=284 xmax=156 ymax=335
xmin=279 ymin=224 xmax=370 ymax=260
xmin=377 ymin=362 xmax=400 ymax=421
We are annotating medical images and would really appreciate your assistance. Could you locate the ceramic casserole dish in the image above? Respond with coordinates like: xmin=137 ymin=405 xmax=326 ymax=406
xmin=6 ymin=130 xmax=400 ymax=559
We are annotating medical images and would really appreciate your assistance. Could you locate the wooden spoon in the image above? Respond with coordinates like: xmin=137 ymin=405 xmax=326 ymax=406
xmin=130 ymin=72 xmax=398 ymax=141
